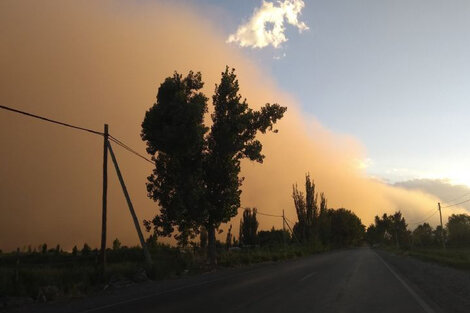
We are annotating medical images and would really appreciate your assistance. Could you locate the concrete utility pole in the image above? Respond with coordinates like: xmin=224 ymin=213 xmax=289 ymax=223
xmin=107 ymin=141 xmax=153 ymax=268
xmin=100 ymin=124 xmax=109 ymax=275
xmin=438 ymin=202 xmax=446 ymax=249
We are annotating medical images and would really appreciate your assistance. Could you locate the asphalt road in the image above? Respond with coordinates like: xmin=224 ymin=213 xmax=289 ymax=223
xmin=22 ymin=247 xmax=440 ymax=313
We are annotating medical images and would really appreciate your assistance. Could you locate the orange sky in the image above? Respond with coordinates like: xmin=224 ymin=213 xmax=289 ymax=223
xmin=0 ymin=1 xmax=466 ymax=251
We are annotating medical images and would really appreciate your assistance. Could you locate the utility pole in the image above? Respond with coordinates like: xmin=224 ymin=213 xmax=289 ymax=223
xmin=438 ymin=202 xmax=446 ymax=249
xmin=284 ymin=218 xmax=300 ymax=244
xmin=282 ymin=209 xmax=286 ymax=247
xmin=107 ymin=141 xmax=153 ymax=268
xmin=100 ymin=124 xmax=109 ymax=276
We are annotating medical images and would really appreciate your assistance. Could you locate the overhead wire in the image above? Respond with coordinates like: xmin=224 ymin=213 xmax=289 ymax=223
xmin=442 ymin=191 xmax=470 ymax=205
xmin=0 ymin=104 xmax=103 ymax=136
xmin=0 ymin=104 xmax=155 ymax=166
xmin=108 ymin=135 xmax=154 ymax=165
xmin=255 ymin=210 xmax=283 ymax=218
xmin=442 ymin=198 xmax=470 ymax=209
xmin=409 ymin=209 xmax=439 ymax=225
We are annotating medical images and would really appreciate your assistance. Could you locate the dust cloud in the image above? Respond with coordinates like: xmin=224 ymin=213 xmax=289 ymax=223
xmin=0 ymin=1 xmax=463 ymax=251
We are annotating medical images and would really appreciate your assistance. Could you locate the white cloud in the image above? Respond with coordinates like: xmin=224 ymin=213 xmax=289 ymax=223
xmin=227 ymin=0 xmax=309 ymax=49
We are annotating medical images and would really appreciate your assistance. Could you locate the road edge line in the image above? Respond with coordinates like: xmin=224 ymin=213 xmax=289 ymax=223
xmin=375 ymin=251 xmax=436 ymax=313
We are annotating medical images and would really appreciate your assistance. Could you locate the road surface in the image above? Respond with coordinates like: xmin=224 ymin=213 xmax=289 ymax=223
xmin=23 ymin=247 xmax=441 ymax=313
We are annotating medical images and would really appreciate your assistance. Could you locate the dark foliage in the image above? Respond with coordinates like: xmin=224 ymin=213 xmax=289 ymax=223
xmin=240 ymin=208 xmax=259 ymax=246
xmin=447 ymin=214 xmax=470 ymax=247
xmin=258 ymin=227 xmax=291 ymax=247
xmin=366 ymin=212 xmax=411 ymax=248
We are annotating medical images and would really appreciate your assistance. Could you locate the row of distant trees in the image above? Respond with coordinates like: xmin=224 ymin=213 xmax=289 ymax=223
xmin=291 ymin=174 xmax=365 ymax=247
xmin=198 ymin=173 xmax=366 ymax=251
xmin=365 ymin=211 xmax=470 ymax=248
xmin=195 ymin=172 xmax=367 ymax=251
xmin=3 ymin=239 xmax=124 ymax=257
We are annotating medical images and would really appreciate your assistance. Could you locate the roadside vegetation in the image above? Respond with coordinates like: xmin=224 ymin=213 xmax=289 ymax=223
xmin=366 ymin=210 xmax=470 ymax=270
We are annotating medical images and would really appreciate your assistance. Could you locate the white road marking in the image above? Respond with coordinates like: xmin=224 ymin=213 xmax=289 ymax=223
xmin=299 ymin=271 xmax=316 ymax=282
xmin=375 ymin=252 xmax=436 ymax=313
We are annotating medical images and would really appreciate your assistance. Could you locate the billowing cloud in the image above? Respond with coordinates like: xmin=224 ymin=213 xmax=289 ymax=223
xmin=395 ymin=179 xmax=470 ymax=211
xmin=227 ymin=0 xmax=308 ymax=48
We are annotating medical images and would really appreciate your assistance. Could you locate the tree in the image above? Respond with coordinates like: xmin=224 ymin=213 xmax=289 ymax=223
xmin=240 ymin=208 xmax=259 ymax=246
xmin=142 ymin=71 xmax=208 ymax=246
xmin=367 ymin=211 xmax=410 ymax=248
xmin=204 ymin=67 xmax=286 ymax=264
xmin=433 ymin=225 xmax=447 ymax=246
xmin=328 ymin=208 xmax=365 ymax=247
xmin=81 ymin=243 xmax=91 ymax=256
xmin=225 ymin=225 xmax=233 ymax=249
xmin=389 ymin=211 xmax=409 ymax=248
xmin=142 ymin=68 xmax=286 ymax=265
xmin=318 ymin=193 xmax=331 ymax=245
xmin=41 ymin=243 xmax=47 ymax=254
xmin=258 ymin=227 xmax=290 ymax=247
xmin=412 ymin=223 xmax=434 ymax=247
xmin=447 ymin=214 xmax=470 ymax=246
xmin=112 ymin=238 xmax=121 ymax=250
xmin=293 ymin=174 xmax=320 ymax=242
xmin=72 ymin=245 xmax=78 ymax=256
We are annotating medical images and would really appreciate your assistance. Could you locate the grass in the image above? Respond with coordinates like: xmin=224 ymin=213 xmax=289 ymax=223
xmin=0 ymin=243 xmax=328 ymax=301
xmin=0 ymin=244 xmax=194 ymax=300
xmin=381 ymin=245 xmax=470 ymax=270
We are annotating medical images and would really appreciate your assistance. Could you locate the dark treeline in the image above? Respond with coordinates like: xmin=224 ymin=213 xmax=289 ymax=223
xmin=366 ymin=211 xmax=470 ymax=249
xmin=291 ymin=174 xmax=365 ymax=248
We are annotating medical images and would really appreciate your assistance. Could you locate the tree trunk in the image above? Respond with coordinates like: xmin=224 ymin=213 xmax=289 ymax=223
xmin=207 ymin=224 xmax=217 ymax=267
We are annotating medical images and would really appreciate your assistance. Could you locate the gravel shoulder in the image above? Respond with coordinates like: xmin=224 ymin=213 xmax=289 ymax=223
xmin=377 ymin=248 xmax=470 ymax=313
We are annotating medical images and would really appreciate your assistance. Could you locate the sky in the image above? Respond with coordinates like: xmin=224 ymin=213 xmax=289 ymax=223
xmin=194 ymin=0 xmax=470 ymax=187
xmin=0 ymin=0 xmax=469 ymax=250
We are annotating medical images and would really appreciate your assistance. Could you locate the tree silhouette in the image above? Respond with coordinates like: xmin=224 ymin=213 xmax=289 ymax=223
xmin=142 ymin=71 xmax=208 ymax=246
xmin=81 ymin=243 xmax=91 ymax=256
xmin=142 ymin=67 xmax=286 ymax=265
xmin=366 ymin=212 xmax=410 ymax=248
xmin=447 ymin=214 xmax=470 ymax=246
xmin=112 ymin=238 xmax=121 ymax=250
xmin=225 ymin=225 xmax=233 ymax=249
xmin=328 ymin=208 xmax=365 ymax=246
xmin=240 ymin=208 xmax=259 ymax=246
xmin=204 ymin=67 xmax=286 ymax=264
xmin=412 ymin=223 xmax=433 ymax=247
xmin=293 ymin=174 xmax=319 ymax=242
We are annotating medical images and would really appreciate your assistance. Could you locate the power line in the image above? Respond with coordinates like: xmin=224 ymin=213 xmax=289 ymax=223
xmin=442 ymin=198 xmax=470 ymax=209
xmin=0 ymin=104 xmax=103 ymax=136
xmin=255 ymin=210 xmax=283 ymax=218
xmin=108 ymin=135 xmax=154 ymax=165
xmin=442 ymin=192 xmax=470 ymax=206
xmin=409 ymin=210 xmax=439 ymax=225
